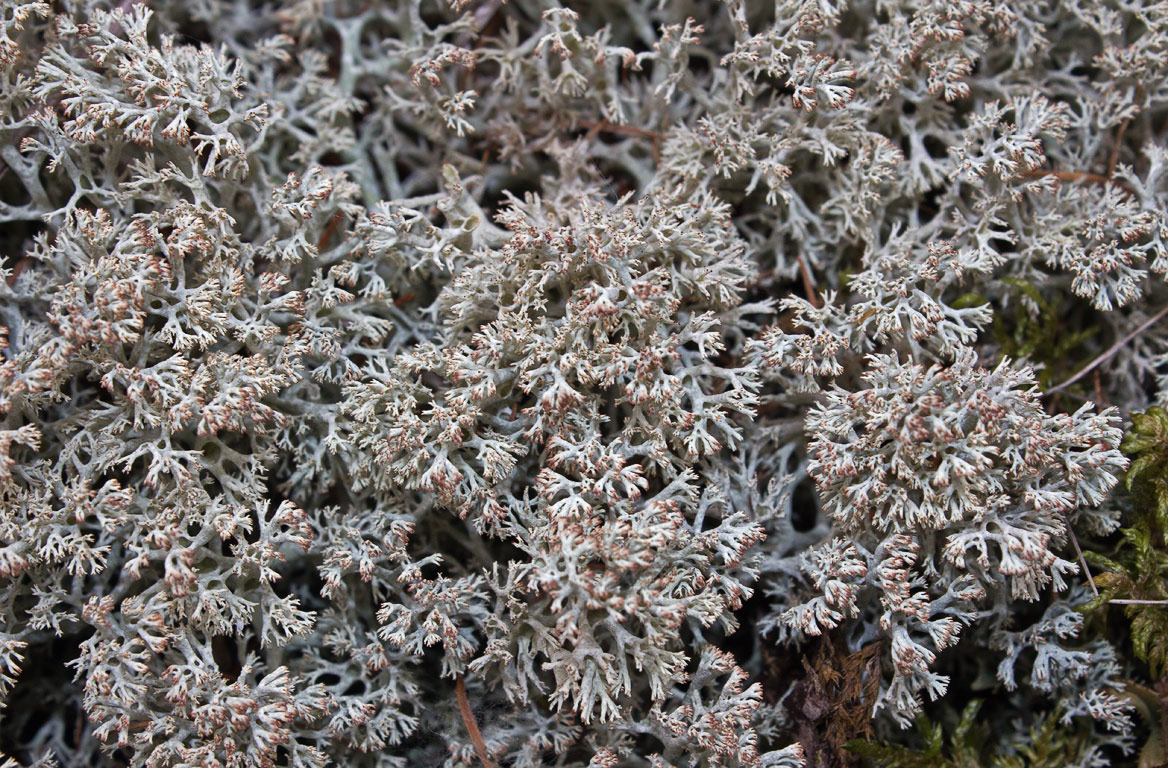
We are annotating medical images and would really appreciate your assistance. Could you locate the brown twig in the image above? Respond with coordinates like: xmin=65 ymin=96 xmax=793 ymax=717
xmin=5 ymin=256 xmax=31 ymax=287
xmin=744 ymin=267 xmax=774 ymax=290
xmin=1047 ymin=305 xmax=1168 ymax=395
xmin=579 ymin=119 xmax=663 ymax=166
xmin=1018 ymin=168 xmax=1137 ymax=196
xmin=1107 ymin=116 xmax=1131 ymax=179
xmin=579 ymin=119 xmax=662 ymax=142
xmin=1093 ymin=368 xmax=1106 ymax=408
xmin=74 ymin=708 xmax=86 ymax=749
xmin=317 ymin=211 xmax=345 ymax=251
xmin=456 ymin=674 xmax=496 ymax=768
xmin=1063 ymin=510 xmax=1098 ymax=597
xmin=472 ymin=0 xmax=506 ymax=42
xmin=1019 ymin=169 xmax=1111 ymax=184
xmin=456 ymin=0 xmax=505 ymax=49
xmin=583 ymin=119 xmax=606 ymax=144
xmin=796 ymin=253 xmax=821 ymax=309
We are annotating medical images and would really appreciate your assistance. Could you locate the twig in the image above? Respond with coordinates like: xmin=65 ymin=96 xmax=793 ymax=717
xmin=1019 ymin=168 xmax=1137 ymax=197
xmin=578 ymin=119 xmax=662 ymax=142
xmin=5 ymin=256 xmax=31 ymax=287
xmin=1110 ymin=599 xmax=1168 ymax=606
xmin=74 ymin=708 xmax=86 ymax=751
xmin=1107 ymin=116 xmax=1131 ymax=179
xmin=456 ymin=674 xmax=496 ymax=768
xmin=796 ymin=253 xmax=821 ymax=309
xmin=472 ymin=0 xmax=505 ymax=40
xmin=579 ymin=119 xmax=662 ymax=166
xmin=1020 ymin=169 xmax=1111 ymax=185
xmin=744 ymin=267 xmax=774 ymax=290
xmin=455 ymin=0 xmax=505 ymax=50
xmin=1046 ymin=304 xmax=1168 ymax=395
xmin=317 ymin=211 xmax=345 ymax=251
xmin=583 ymin=119 xmax=606 ymax=144
xmin=1063 ymin=510 xmax=1098 ymax=597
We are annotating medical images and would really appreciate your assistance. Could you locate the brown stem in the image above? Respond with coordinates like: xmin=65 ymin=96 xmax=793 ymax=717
xmin=455 ymin=0 xmax=505 ymax=49
xmin=1018 ymin=168 xmax=1137 ymax=197
xmin=796 ymin=254 xmax=821 ymax=309
xmin=579 ymin=119 xmax=662 ymax=142
xmin=580 ymin=119 xmax=662 ymax=166
xmin=1046 ymin=305 xmax=1168 ymax=395
xmin=744 ymin=267 xmax=774 ymax=290
xmin=583 ymin=119 xmax=606 ymax=144
xmin=73 ymin=708 xmax=86 ymax=750
xmin=1020 ymin=169 xmax=1110 ymax=185
xmin=456 ymin=674 xmax=496 ymax=768
xmin=1063 ymin=510 xmax=1098 ymax=597
xmin=5 ymin=256 xmax=31 ymax=287
xmin=1093 ymin=368 xmax=1106 ymax=408
xmin=317 ymin=211 xmax=345 ymax=251
xmin=1107 ymin=117 xmax=1131 ymax=179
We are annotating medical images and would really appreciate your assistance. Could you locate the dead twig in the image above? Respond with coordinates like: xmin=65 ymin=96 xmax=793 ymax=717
xmin=743 ymin=267 xmax=774 ymax=290
xmin=1019 ymin=168 xmax=1137 ymax=197
xmin=1046 ymin=304 xmax=1168 ymax=395
xmin=5 ymin=256 xmax=31 ymax=287
xmin=796 ymin=254 xmax=821 ymax=309
xmin=456 ymin=674 xmax=496 ymax=768
xmin=579 ymin=119 xmax=662 ymax=142
xmin=317 ymin=211 xmax=345 ymax=251
xmin=1107 ymin=116 xmax=1131 ymax=179
xmin=579 ymin=119 xmax=663 ymax=167
xmin=1063 ymin=510 xmax=1098 ymax=597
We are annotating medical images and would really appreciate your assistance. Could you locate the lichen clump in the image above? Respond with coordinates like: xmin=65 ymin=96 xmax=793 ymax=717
xmin=0 ymin=0 xmax=1166 ymax=766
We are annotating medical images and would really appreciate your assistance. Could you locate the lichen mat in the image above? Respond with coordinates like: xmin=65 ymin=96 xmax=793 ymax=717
xmin=0 ymin=0 xmax=1165 ymax=766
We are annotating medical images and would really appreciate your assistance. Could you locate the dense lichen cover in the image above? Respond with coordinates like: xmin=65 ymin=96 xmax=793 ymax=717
xmin=1 ymin=0 xmax=1167 ymax=766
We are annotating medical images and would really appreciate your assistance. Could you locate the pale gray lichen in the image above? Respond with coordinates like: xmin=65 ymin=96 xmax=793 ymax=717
xmin=1 ymin=0 xmax=1166 ymax=766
